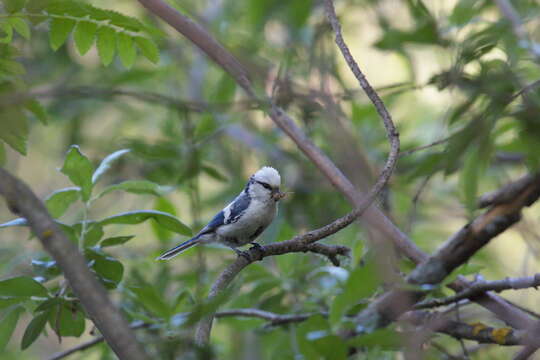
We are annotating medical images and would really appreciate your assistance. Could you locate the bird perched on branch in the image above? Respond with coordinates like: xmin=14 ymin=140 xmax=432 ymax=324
xmin=157 ymin=166 xmax=285 ymax=260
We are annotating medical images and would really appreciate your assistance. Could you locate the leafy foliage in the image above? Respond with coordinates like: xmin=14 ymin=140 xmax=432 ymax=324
xmin=0 ymin=0 xmax=160 ymax=157
xmin=0 ymin=0 xmax=539 ymax=359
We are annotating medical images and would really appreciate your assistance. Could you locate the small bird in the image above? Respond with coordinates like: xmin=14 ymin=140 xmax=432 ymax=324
xmin=157 ymin=166 xmax=285 ymax=260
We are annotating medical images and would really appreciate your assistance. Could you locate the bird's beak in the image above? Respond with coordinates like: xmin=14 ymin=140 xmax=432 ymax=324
xmin=272 ymin=189 xmax=286 ymax=201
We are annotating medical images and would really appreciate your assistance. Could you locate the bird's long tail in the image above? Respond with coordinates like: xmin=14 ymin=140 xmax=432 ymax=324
xmin=156 ymin=236 xmax=200 ymax=260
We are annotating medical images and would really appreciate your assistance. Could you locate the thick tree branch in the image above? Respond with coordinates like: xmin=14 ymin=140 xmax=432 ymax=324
xmin=351 ymin=173 xmax=540 ymax=334
xmin=404 ymin=311 xmax=526 ymax=346
xmin=0 ymin=168 xmax=148 ymax=360
xmin=416 ymin=273 xmax=540 ymax=309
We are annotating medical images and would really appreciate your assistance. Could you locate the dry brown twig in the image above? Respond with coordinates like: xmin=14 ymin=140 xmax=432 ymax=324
xmin=416 ymin=273 xmax=540 ymax=310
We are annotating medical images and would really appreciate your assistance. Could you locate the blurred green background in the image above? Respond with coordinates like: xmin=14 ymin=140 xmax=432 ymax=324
xmin=1 ymin=0 xmax=540 ymax=359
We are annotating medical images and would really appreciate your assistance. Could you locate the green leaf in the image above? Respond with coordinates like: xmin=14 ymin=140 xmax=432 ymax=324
xmin=329 ymin=261 xmax=379 ymax=326
xmin=32 ymin=259 xmax=61 ymax=281
xmin=100 ymin=235 xmax=135 ymax=248
xmin=0 ymin=106 xmax=28 ymax=155
xmin=0 ymin=276 xmax=48 ymax=299
xmin=24 ymin=99 xmax=48 ymax=124
xmin=99 ymin=210 xmax=191 ymax=236
xmin=151 ymin=197 xmax=177 ymax=243
xmin=130 ymin=285 xmax=171 ymax=319
xmin=117 ymin=32 xmax=136 ymax=68
xmin=60 ymin=145 xmax=94 ymax=201
xmin=49 ymin=17 xmax=75 ymax=51
xmin=0 ymin=306 xmax=24 ymax=351
xmin=34 ymin=298 xmax=62 ymax=313
xmin=45 ymin=187 xmax=80 ymax=218
xmin=97 ymin=180 xmax=171 ymax=199
xmin=134 ymin=36 xmax=159 ymax=63
xmin=0 ymin=58 xmax=26 ymax=74
xmin=297 ymin=315 xmax=347 ymax=360
xmin=8 ymin=17 xmax=30 ymax=39
xmin=48 ymin=302 xmax=85 ymax=337
xmin=201 ymin=164 xmax=228 ymax=182
xmin=96 ymin=26 xmax=116 ymax=66
xmin=0 ymin=22 xmax=13 ymax=43
xmin=73 ymin=20 xmax=97 ymax=55
xmin=3 ymin=0 xmax=26 ymax=13
xmin=347 ymin=328 xmax=402 ymax=350
xmin=84 ymin=248 xmax=124 ymax=289
xmin=82 ymin=222 xmax=104 ymax=247
xmin=92 ymin=148 xmax=130 ymax=184
xmin=0 ymin=58 xmax=25 ymax=74
xmin=21 ymin=310 xmax=49 ymax=350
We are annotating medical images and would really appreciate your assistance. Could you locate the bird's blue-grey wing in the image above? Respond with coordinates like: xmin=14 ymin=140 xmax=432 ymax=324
xmin=198 ymin=209 xmax=226 ymax=235
xmin=225 ymin=192 xmax=251 ymax=224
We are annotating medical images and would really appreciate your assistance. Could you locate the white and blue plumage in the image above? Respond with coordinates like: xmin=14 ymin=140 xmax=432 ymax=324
xmin=157 ymin=166 xmax=284 ymax=260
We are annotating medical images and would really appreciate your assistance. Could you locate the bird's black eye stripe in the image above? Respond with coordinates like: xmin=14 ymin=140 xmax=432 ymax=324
xmin=257 ymin=181 xmax=272 ymax=190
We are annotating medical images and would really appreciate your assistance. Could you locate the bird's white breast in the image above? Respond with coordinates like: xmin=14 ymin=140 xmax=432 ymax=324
xmin=217 ymin=199 xmax=277 ymax=246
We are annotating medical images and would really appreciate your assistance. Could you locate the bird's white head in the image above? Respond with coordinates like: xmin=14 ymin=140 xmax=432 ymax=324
xmin=253 ymin=166 xmax=281 ymax=188
xmin=248 ymin=166 xmax=283 ymax=202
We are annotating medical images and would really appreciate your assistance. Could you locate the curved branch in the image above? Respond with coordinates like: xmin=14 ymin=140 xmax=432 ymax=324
xmin=0 ymin=169 xmax=148 ymax=359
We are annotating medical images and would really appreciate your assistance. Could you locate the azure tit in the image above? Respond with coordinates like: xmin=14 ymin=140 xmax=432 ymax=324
xmin=157 ymin=167 xmax=284 ymax=260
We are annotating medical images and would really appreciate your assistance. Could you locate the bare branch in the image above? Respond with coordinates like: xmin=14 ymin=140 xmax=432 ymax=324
xmin=216 ymin=309 xmax=318 ymax=326
xmin=404 ymin=311 xmax=526 ymax=346
xmin=399 ymin=138 xmax=449 ymax=157
xmin=46 ymin=322 xmax=150 ymax=360
xmin=0 ymin=169 xmax=148 ymax=360
xmin=478 ymin=173 xmax=539 ymax=208
xmin=416 ymin=273 xmax=540 ymax=309
xmin=351 ymin=173 xmax=540 ymax=335
xmin=194 ymin=238 xmax=351 ymax=344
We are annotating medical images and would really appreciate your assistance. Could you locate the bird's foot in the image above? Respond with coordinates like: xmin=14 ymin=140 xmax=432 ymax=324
xmin=249 ymin=242 xmax=262 ymax=250
xmin=233 ymin=248 xmax=252 ymax=262
xmin=249 ymin=242 xmax=265 ymax=258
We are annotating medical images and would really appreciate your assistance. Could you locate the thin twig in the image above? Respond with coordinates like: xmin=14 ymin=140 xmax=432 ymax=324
xmin=399 ymin=138 xmax=449 ymax=157
xmin=215 ymin=309 xmax=319 ymax=326
xmin=416 ymin=273 xmax=540 ymax=309
xmin=47 ymin=322 xmax=151 ymax=360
